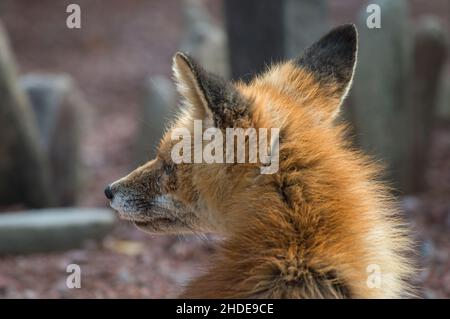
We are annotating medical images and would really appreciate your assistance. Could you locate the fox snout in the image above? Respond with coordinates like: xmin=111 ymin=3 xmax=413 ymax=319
xmin=104 ymin=160 xmax=203 ymax=234
xmin=104 ymin=178 xmax=152 ymax=222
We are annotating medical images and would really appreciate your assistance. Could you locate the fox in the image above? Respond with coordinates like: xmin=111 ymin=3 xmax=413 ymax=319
xmin=105 ymin=24 xmax=415 ymax=298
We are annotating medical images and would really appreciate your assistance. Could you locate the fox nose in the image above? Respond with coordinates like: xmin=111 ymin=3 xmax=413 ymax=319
xmin=104 ymin=185 xmax=114 ymax=200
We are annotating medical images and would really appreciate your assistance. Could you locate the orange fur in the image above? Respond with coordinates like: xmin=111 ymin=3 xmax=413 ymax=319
xmin=176 ymin=65 xmax=414 ymax=298
xmin=108 ymin=25 xmax=415 ymax=298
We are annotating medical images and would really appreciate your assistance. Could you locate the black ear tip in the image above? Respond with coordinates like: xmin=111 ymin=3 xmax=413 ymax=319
xmin=333 ymin=24 xmax=357 ymax=34
xmin=327 ymin=24 xmax=358 ymax=44
xmin=340 ymin=23 xmax=357 ymax=33
xmin=294 ymin=24 xmax=358 ymax=92
xmin=345 ymin=23 xmax=358 ymax=39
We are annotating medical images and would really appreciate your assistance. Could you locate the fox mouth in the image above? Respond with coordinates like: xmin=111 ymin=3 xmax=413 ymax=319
xmin=115 ymin=206 xmax=176 ymax=223
xmin=109 ymin=193 xmax=198 ymax=233
xmin=133 ymin=217 xmax=175 ymax=227
xmin=132 ymin=216 xmax=183 ymax=234
xmin=115 ymin=208 xmax=180 ymax=233
xmin=109 ymin=193 xmax=179 ymax=222
xmin=134 ymin=218 xmax=172 ymax=225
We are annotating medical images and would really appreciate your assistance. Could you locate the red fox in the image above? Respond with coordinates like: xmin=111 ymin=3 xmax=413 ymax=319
xmin=105 ymin=24 xmax=414 ymax=298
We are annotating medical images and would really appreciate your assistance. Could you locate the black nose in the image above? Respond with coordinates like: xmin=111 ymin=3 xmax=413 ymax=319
xmin=104 ymin=185 xmax=114 ymax=200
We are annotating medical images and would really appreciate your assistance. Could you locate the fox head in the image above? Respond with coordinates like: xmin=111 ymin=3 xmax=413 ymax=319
xmin=105 ymin=24 xmax=358 ymax=235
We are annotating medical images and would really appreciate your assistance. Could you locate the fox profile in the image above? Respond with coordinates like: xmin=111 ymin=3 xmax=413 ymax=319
xmin=105 ymin=24 xmax=414 ymax=298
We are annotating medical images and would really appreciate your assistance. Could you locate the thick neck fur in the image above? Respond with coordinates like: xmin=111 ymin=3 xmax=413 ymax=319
xmin=182 ymin=70 xmax=414 ymax=299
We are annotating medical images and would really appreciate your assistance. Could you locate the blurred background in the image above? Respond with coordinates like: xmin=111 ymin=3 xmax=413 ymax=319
xmin=0 ymin=0 xmax=448 ymax=298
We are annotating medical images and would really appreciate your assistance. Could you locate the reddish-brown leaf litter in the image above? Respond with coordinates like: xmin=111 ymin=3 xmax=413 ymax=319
xmin=0 ymin=0 xmax=449 ymax=298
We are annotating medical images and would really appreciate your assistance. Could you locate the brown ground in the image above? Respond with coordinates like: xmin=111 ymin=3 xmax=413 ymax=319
xmin=0 ymin=0 xmax=449 ymax=298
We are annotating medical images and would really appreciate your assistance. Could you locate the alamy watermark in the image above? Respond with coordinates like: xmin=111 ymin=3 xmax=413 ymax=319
xmin=366 ymin=264 xmax=381 ymax=289
xmin=66 ymin=4 xmax=81 ymax=29
xmin=171 ymin=120 xmax=280 ymax=174
xmin=66 ymin=264 xmax=81 ymax=289
xmin=366 ymin=4 xmax=381 ymax=29
xmin=65 ymin=3 xmax=381 ymax=31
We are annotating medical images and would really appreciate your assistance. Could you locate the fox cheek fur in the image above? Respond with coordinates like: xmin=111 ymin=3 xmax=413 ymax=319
xmin=106 ymin=24 xmax=415 ymax=298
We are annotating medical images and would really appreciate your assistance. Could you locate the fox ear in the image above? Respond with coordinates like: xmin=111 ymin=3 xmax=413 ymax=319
xmin=296 ymin=24 xmax=358 ymax=100
xmin=293 ymin=24 xmax=358 ymax=120
xmin=172 ymin=52 xmax=246 ymax=127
